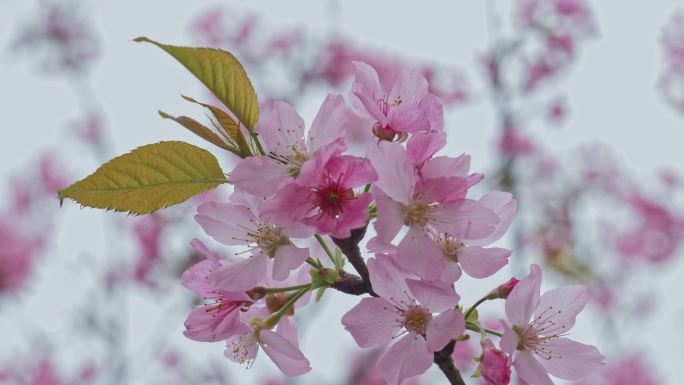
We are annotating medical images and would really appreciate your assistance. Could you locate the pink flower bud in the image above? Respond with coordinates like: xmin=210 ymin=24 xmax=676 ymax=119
xmin=487 ymin=278 xmax=519 ymax=299
xmin=481 ymin=345 xmax=511 ymax=385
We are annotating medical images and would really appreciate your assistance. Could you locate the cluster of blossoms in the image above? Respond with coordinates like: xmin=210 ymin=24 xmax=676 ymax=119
xmin=660 ymin=9 xmax=684 ymax=115
xmin=181 ymin=62 xmax=604 ymax=384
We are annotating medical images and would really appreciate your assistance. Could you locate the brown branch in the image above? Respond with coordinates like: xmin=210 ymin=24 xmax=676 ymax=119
xmin=331 ymin=226 xmax=376 ymax=296
xmin=331 ymin=271 xmax=373 ymax=296
xmin=434 ymin=341 xmax=467 ymax=385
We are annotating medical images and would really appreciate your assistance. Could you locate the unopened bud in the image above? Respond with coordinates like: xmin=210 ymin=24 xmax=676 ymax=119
xmin=487 ymin=278 xmax=519 ymax=300
xmin=480 ymin=338 xmax=511 ymax=385
xmin=246 ymin=287 xmax=267 ymax=301
xmin=266 ymin=293 xmax=295 ymax=316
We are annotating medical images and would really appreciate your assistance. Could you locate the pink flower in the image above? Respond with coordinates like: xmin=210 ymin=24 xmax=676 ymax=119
xmin=342 ymin=255 xmax=465 ymax=385
xmin=500 ymin=265 xmax=605 ymax=385
xmin=262 ymin=150 xmax=377 ymax=238
xmin=431 ymin=191 xmax=517 ymax=282
xmin=481 ymin=339 xmax=512 ymax=385
xmin=195 ymin=194 xmax=310 ymax=291
xmin=226 ymin=316 xmax=311 ymax=377
xmin=181 ymin=239 xmax=251 ymax=342
xmin=231 ymin=94 xmax=348 ymax=197
xmin=349 ymin=62 xmax=441 ymax=141
xmin=367 ymin=141 xmax=500 ymax=280
xmin=616 ymin=193 xmax=684 ymax=263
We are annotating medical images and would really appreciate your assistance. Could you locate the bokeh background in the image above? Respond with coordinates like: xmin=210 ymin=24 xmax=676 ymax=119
xmin=1 ymin=1 xmax=683 ymax=384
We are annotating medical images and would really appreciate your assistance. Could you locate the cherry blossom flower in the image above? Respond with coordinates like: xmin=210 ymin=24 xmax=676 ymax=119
xmin=181 ymin=239 xmax=251 ymax=342
xmin=231 ymin=94 xmax=348 ymax=197
xmin=262 ymin=149 xmax=377 ymax=239
xmin=349 ymin=62 xmax=441 ymax=142
xmin=500 ymin=265 xmax=605 ymax=385
xmin=342 ymin=254 xmax=465 ymax=385
xmin=367 ymin=141 xmax=500 ymax=280
xmin=195 ymin=194 xmax=310 ymax=291
xmin=226 ymin=315 xmax=310 ymax=377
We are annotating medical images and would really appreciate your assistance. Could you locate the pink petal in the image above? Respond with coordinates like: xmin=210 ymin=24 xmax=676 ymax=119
xmin=388 ymin=69 xmax=429 ymax=105
xmin=426 ymin=309 xmax=465 ymax=352
xmin=182 ymin=239 xmax=221 ymax=295
xmin=260 ymin=101 xmax=306 ymax=157
xmin=211 ymin=254 xmax=268 ymax=292
xmin=419 ymin=92 xmax=445 ymax=131
xmin=436 ymin=261 xmax=463 ymax=285
xmin=262 ymin=182 xmax=313 ymax=228
xmin=407 ymin=131 xmax=446 ymax=166
xmin=326 ymin=155 xmax=378 ymax=190
xmin=373 ymin=189 xmax=405 ymax=244
xmin=406 ymin=278 xmax=460 ymax=313
xmin=506 ymin=264 xmax=542 ymax=327
xmin=421 ymin=154 xmax=471 ymax=179
xmin=377 ymin=334 xmax=433 ymax=385
xmin=349 ymin=62 xmax=386 ymax=123
xmin=429 ymin=199 xmax=499 ymax=240
xmin=469 ymin=192 xmax=518 ymax=246
xmin=366 ymin=141 xmax=415 ymax=203
xmin=231 ymin=156 xmax=289 ymax=197
xmin=539 ymin=338 xmax=605 ymax=380
xmin=387 ymin=103 xmax=429 ymax=134
xmin=415 ymin=176 xmax=469 ymax=203
xmin=184 ymin=304 xmax=246 ymax=342
xmin=195 ymin=202 xmax=257 ymax=246
xmin=397 ymin=226 xmax=445 ymax=281
xmin=514 ymin=350 xmax=554 ymax=385
xmin=341 ymin=297 xmax=401 ymax=348
xmin=261 ymin=330 xmax=311 ymax=377
xmin=272 ymin=245 xmax=310 ymax=281
xmin=499 ymin=322 xmax=519 ymax=355
xmin=367 ymin=254 xmax=412 ymax=303
xmin=534 ymin=285 xmax=589 ymax=332
xmin=458 ymin=246 xmax=511 ymax=278
xmin=225 ymin=331 xmax=259 ymax=364
xmin=307 ymin=93 xmax=348 ymax=154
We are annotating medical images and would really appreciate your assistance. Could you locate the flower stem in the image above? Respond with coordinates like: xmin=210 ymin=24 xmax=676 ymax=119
xmin=262 ymin=283 xmax=311 ymax=294
xmin=315 ymin=234 xmax=336 ymax=264
xmin=464 ymin=296 xmax=489 ymax=320
xmin=271 ymin=287 xmax=310 ymax=320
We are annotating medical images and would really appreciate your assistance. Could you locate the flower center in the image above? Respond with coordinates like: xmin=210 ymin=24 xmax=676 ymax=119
xmin=401 ymin=198 xmax=433 ymax=227
xmin=512 ymin=305 xmax=569 ymax=360
xmin=249 ymin=224 xmax=289 ymax=258
xmin=401 ymin=304 xmax=432 ymax=335
xmin=314 ymin=184 xmax=355 ymax=217
xmin=435 ymin=234 xmax=464 ymax=262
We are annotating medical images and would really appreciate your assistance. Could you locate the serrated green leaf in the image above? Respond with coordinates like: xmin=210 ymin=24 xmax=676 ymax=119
xmin=59 ymin=141 xmax=228 ymax=215
xmin=158 ymin=110 xmax=231 ymax=151
xmin=134 ymin=37 xmax=259 ymax=130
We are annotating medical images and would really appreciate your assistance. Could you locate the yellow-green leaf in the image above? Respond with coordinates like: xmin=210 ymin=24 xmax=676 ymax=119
xmin=180 ymin=95 xmax=252 ymax=157
xmin=59 ymin=141 xmax=228 ymax=215
xmin=158 ymin=110 xmax=230 ymax=151
xmin=134 ymin=37 xmax=259 ymax=130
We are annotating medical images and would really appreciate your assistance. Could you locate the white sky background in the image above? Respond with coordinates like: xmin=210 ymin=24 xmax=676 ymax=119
xmin=1 ymin=1 xmax=684 ymax=384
